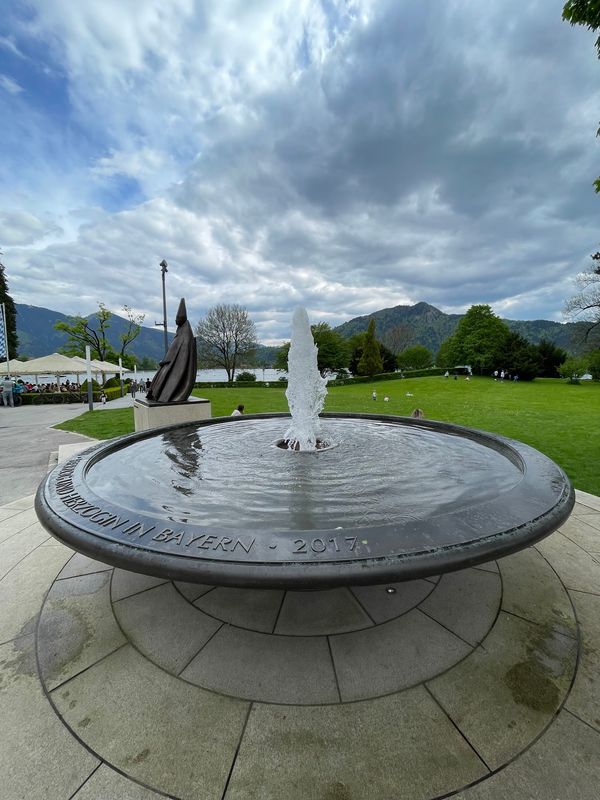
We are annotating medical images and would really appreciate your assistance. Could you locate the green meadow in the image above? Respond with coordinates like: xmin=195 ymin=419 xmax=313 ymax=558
xmin=55 ymin=376 xmax=600 ymax=495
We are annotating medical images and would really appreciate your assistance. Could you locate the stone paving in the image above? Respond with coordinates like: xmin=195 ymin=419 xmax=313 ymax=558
xmin=0 ymin=439 xmax=599 ymax=798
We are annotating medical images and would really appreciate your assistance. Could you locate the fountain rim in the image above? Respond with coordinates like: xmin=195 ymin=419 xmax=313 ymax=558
xmin=35 ymin=413 xmax=575 ymax=589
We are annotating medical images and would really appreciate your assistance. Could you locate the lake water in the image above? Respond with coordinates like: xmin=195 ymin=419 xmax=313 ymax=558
xmin=14 ymin=367 xmax=285 ymax=384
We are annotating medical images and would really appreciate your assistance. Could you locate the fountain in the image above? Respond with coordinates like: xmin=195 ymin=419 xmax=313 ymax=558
xmin=35 ymin=308 xmax=574 ymax=589
xmin=281 ymin=307 xmax=328 ymax=450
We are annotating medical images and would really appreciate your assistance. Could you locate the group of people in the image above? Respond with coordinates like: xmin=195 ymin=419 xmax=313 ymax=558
xmin=493 ymin=369 xmax=519 ymax=382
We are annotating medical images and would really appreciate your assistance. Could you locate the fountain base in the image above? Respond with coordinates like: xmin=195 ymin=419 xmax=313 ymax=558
xmin=35 ymin=413 xmax=574 ymax=589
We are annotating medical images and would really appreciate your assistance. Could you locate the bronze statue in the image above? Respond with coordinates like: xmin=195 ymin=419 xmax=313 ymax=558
xmin=146 ymin=298 xmax=197 ymax=403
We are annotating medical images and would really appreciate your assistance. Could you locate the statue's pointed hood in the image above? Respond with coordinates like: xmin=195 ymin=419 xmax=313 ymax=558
xmin=175 ymin=298 xmax=187 ymax=327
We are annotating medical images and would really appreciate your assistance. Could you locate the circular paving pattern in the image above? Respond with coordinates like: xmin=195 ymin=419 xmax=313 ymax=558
xmin=35 ymin=546 xmax=580 ymax=799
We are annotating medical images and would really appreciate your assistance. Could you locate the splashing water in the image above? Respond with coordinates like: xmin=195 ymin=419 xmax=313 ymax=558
xmin=283 ymin=308 xmax=328 ymax=451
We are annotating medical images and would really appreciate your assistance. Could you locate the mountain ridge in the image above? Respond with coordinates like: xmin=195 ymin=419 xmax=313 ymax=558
xmin=12 ymin=300 xmax=587 ymax=363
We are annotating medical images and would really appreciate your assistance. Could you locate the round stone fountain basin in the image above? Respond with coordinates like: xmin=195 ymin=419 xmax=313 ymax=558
xmin=35 ymin=413 xmax=574 ymax=589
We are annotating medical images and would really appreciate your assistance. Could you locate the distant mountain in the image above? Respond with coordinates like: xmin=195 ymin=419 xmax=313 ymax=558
xmin=334 ymin=301 xmax=588 ymax=355
xmin=15 ymin=303 xmax=171 ymax=361
xmin=14 ymin=300 xmax=588 ymax=364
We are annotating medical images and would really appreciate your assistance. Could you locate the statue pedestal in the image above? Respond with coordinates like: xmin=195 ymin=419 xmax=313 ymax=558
xmin=133 ymin=396 xmax=211 ymax=432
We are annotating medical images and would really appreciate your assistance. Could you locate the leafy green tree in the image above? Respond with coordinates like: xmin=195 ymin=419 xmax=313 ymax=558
xmin=559 ymin=355 xmax=589 ymax=383
xmin=357 ymin=319 xmax=384 ymax=377
xmin=0 ymin=257 xmax=19 ymax=358
xmin=275 ymin=323 xmax=349 ymax=376
xmin=348 ymin=333 xmax=396 ymax=375
xmin=536 ymin=338 xmax=568 ymax=378
xmin=196 ymin=304 xmax=257 ymax=382
xmin=396 ymin=344 xmax=433 ymax=370
xmin=447 ymin=304 xmax=510 ymax=375
xmin=498 ymin=331 xmax=541 ymax=381
xmin=56 ymin=303 xmax=144 ymax=364
xmin=588 ymin=348 xmax=600 ymax=379
xmin=55 ymin=303 xmax=112 ymax=361
xmin=435 ymin=337 xmax=455 ymax=368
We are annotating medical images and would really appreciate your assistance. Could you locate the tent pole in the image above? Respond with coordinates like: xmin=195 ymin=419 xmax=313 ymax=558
xmin=86 ymin=346 xmax=94 ymax=411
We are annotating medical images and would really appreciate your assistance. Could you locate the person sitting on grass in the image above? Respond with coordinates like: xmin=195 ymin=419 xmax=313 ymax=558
xmin=231 ymin=404 xmax=245 ymax=416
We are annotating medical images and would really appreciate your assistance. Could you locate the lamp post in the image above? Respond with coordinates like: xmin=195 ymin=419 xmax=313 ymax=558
xmin=155 ymin=259 xmax=168 ymax=356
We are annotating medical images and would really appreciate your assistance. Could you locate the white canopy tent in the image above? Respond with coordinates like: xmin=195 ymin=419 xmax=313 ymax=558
xmin=16 ymin=353 xmax=97 ymax=376
xmin=71 ymin=356 xmax=130 ymax=375
xmin=1 ymin=358 xmax=28 ymax=374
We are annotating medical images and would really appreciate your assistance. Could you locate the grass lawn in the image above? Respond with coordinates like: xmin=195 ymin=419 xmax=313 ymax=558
xmin=54 ymin=376 xmax=600 ymax=495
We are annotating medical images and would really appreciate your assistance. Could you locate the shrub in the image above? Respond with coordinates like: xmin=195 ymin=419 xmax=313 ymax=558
xmin=236 ymin=371 xmax=257 ymax=382
xmin=103 ymin=377 xmax=120 ymax=388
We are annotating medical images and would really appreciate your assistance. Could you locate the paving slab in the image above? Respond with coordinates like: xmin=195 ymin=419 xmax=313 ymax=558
xmin=575 ymin=490 xmax=600 ymax=513
xmin=419 ymin=568 xmax=501 ymax=645
xmin=38 ymin=571 xmax=127 ymax=690
xmin=274 ymin=587 xmax=371 ymax=634
xmin=224 ymin=686 xmax=488 ymax=800
xmin=427 ymin=611 xmax=577 ymax=770
xmin=0 ymin=543 xmax=72 ymax=641
xmin=0 ymin=635 xmax=99 ymax=800
xmin=195 ymin=585 xmax=284 ymax=633
xmin=349 ymin=578 xmax=434 ymax=623
xmin=0 ymin=507 xmax=43 ymax=542
xmin=559 ymin=516 xmax=600 ymax=555
xmin=51 ymin=644 xmax=249 ymax=800
xmin=499 ymin=546 xmax=577 ymax=638
xmin=114 ymin=581 xmax=222 ymax=675
xmin=454 ymin=710 xmax=600 ymax=800
xmin=472 ymin=560 xmax=499 ymax=573
xmin=181 ymin=624 xmax=340 ymax=704
xmin=0 ymin=521 xmax=51 ymax=579
xmin=536 ymin=532 xmax=600 ymax=594
xmin=564 ymin=589 xmax=600 ymax=731
xmin=71 ymin=764 xmax=168 ymax=799
xmin=174 ymin=581 xmax=214 ymax=602
xmin=111 ymin=569 xmax=169 ymax=601
xmin=330 ymin=609 xmax=471 ymax=702
xmin=57 ymin=552 xmax=113 ymax=580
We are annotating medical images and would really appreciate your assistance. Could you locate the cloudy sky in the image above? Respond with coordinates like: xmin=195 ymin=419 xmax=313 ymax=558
xmin=0 ymin=0 xmax=598 ymax=344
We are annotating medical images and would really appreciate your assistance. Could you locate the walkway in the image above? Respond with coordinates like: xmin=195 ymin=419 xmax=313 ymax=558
xmin=0 ymin=430 xmax=599 ymax=798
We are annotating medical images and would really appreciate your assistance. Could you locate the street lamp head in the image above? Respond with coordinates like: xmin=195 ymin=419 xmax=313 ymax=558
xmin=159 ymin=259 xmax=168 ymax=272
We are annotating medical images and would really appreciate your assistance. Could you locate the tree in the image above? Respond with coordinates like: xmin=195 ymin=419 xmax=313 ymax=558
xmin=54 ymin=303 xmax=144 ymax=363
xmin=357 ymin=319 xmax=384 ymax=377
xmin=55 ymin=303 xmax=112 ymax=361
xmin=118 ymin=305 xmax=145 ymax=360
xmin=348 ymin=333 xmax=396 ymax=375
xmin=435 ymin=338 xmax=455 ymax=368
xmin=0 ymin=256 xmax=18 ymax=358
xmin=588 ymin=348 xmax=600 ymax=379
xmin=559 ymin=355 xmax=589 ymax=383
xmin=445 ymin=304 xmax=510 ymax=375
xmin=275 ymin=323 xmax=349 ymax=376
xmin=196 ymin=303 xmax=257 ymax=382
xmin=563 ymin=2 xmax=600 ymax=191
xmin=564 ymin=251 xmax=600 ymax=345
xmin=396 ymin=344 xmax=433 ymax=371
xmin=536 ymin=338 xmax=568 ymax=378
xmin=498 ymin=331 xmax=541 ymax=381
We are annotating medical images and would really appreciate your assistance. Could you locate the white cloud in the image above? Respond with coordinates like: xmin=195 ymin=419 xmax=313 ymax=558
xmin=0 ymin=210 xmax=63 ymax=246
xmin=2 ymin=0 xmax=599 ymax=342
xmin=0 ymin=74 xmax=24 ymax=94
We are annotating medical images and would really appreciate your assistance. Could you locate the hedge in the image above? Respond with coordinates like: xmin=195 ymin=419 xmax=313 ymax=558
xmin=19 ymin=386 xmax=123 ymax=405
